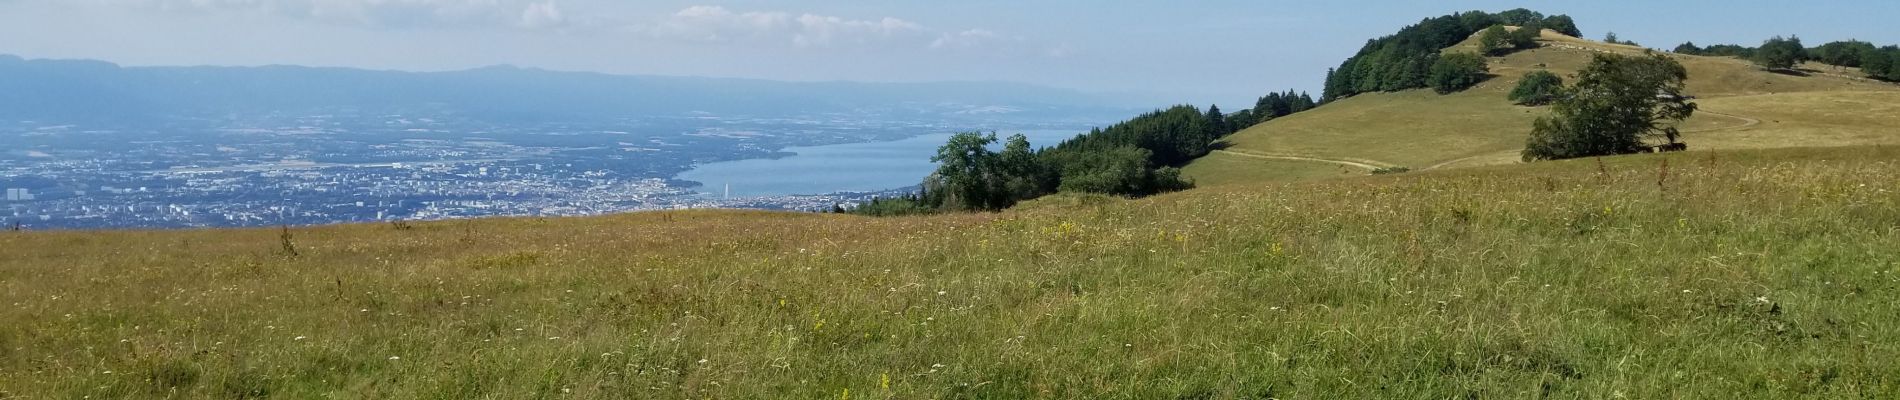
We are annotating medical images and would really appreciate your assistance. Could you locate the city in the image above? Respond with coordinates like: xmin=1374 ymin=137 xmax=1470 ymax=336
xmin=1 ymin=109 xmax=1047 ymax=229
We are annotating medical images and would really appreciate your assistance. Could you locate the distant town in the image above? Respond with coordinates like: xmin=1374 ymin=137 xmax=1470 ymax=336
xmin=1 ymin=108 xmax=1064 ymax=229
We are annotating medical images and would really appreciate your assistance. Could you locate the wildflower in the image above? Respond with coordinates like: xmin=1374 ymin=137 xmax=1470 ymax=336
xmin=388 ymin=356 xmax=401 ymax=361
xmin=293 ymin=336 xmax=307 ymax=341
xmin=698 ymin=359 xmax=709 ymax=364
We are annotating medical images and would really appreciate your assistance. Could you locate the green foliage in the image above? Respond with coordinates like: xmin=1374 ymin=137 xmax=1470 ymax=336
xmin=1524 ymin=53 xmax=1697 ymax=161
xmin=848 ymin=195 xmax=938 ymax=216
xmin=1428 ymin=53 xmax=1490 ymax=94
xmin=1864 ymin=46 xmax=1900 ymax=81
xmin=1508 ymin=70 xmax=1566 ymax=106
xmin=1694 ymin=44 xmax=1757 ymax=58
xmin=927 ymin=132 xmax=1007 ymax=211
xmin=1050 ymin=146 xmax=1190 ymax=195
xmin=1540 ymin=15 xmax=1582 ymax=37
xmin=1479 ymin=25 xmax=1510 ymax=55
xmin=1812 ymin=40 xmax=1879 ymax=68
xmin=1603 ymin=31 xmax=1639 ymax=46
xmin=879 ymin=103 xmax=1258 ymax=214
xmin=1673 ymin=41 xmax=1702 ymax=54
xmin=1508 ymin=25 xmax=1541 ymax=49
xmin=1753 ymin=35 xmax=1807 ymax=70
xmin=1323 ymin=9 xmax=1580 ymax=101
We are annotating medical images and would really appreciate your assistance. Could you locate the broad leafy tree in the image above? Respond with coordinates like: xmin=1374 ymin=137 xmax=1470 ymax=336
xmin=1753 ymin=36 xmax=1807 ymax=70
xmin=1508 ymin=70 xmax=1566 ymax=106
xmin=1524 ymin=53 xmax=1697 ymax=161
xmin=1479 ymin=25 xmax=1511 ymax=55
xmin=1428 ymin=53 xmax=1489 ymax=94
xmin=928 ymin=132 xmax=1004 ymax=211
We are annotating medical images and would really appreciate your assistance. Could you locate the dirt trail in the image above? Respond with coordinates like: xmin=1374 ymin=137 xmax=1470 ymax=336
xmin=1213 ymin=149 xmax=1395 ymax=170
xmin=1685 ymin=110 xmax=1762 ymax=133
xmin=1421 ymin=108 xmax=1763 ymax=171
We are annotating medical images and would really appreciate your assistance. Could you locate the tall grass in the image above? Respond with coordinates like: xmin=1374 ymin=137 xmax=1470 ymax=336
xmin=2 ymin=146 xmax=1897 ymax=398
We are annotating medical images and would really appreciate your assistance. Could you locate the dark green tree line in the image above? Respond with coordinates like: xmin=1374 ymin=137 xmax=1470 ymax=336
xmin=1323 ymin=9 xmax=1579 ymax=101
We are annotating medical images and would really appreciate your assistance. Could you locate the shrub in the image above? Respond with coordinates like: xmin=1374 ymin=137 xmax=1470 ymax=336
xmin=1429 ymin=53 xmax=1490 ymax=94
xmin=1508 ymin=70 xmax=1566 ymax=106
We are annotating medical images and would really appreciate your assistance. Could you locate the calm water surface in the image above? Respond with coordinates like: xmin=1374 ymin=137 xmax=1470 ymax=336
xmin=676 ymin=129 xmax=1083 ymax=197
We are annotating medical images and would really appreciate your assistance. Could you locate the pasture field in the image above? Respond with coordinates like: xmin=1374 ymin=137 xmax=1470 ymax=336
xmin=5 ymin=146 xmax=1898 ymax=398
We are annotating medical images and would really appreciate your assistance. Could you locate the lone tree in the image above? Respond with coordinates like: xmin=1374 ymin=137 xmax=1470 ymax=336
xmin=1428 ymin=53 xmax=1490 ymax=94
xmin=1479 ymin=25 xmax=1511 ymax=55
xmin=1480 ymin=25 xmax=1542 ymax=56
xmin=1753 ymin=35 xmax=1807 ymax=71
xmin=1523 ymin=53 xmax=1697 ymax=161
xmin=928 ymin=132 xmax=1005 ymax=211
xmin=1508 ymin=70 xmax=1566 ymax=106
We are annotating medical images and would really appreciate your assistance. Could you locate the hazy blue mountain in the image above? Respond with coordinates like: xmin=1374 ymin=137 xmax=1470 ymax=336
xmin=0 ymin=54 xmax=1148 ymax=124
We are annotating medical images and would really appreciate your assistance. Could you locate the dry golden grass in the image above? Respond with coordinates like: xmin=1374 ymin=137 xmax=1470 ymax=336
xmin=1197 ymin=29 xmax=1900 ymax=182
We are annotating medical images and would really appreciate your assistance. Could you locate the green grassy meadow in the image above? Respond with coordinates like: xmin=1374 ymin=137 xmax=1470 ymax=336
xmin=5 ymin=146 xmax=1899 ymax=398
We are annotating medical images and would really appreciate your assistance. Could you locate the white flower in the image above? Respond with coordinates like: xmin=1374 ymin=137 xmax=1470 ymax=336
xmin=388 ymin=356 xmax=401 ymax=360
xmin=293 ymin=336 xmax=307 ymax=341
xmin=698 ymin=359 xmax=709 ymax=364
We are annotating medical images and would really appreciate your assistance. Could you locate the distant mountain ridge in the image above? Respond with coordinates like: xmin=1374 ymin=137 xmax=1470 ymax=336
xmin=0 ymin=54 xmax=1146 ymax=123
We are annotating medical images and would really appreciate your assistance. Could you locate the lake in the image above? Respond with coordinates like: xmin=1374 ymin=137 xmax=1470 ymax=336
xmin=675 ymin=129 xmax=1084 ymax=197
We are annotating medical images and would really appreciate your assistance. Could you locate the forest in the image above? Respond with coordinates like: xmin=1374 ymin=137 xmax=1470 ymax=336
xmin=1322 ymin=9 xmax=1581 ymax=101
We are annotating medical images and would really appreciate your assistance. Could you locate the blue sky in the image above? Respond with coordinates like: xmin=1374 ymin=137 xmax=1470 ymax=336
xmin=3 ymin=1 xmax=1896 ymax=107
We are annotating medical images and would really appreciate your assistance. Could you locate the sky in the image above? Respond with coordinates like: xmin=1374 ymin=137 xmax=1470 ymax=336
xmin=4 ymin=1 xmax=1898 ymax=107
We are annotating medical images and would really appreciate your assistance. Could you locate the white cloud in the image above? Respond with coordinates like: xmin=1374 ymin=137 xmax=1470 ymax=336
xmin=518 ymin=1 xmax=562 ymax=29
xmin=107 ymin=0 xmax=568 ymax=29
xmin=930 ymin=29 xmax=1000 ymax=49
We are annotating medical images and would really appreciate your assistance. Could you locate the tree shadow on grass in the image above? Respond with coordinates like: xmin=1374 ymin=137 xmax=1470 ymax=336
xmin=1767 ymin=68 xmax=1812 ymax=77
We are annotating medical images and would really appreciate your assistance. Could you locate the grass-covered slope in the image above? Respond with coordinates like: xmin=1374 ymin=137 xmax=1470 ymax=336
xmin=5 ymin=146 xmax=1899 ymax=398
xmin=1190 ymin=29 xmax=1900 ymax=185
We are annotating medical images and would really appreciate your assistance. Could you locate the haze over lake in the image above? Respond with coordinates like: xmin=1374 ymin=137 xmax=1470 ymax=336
xmin=676 ymin=129 xmax=1083 ymax=198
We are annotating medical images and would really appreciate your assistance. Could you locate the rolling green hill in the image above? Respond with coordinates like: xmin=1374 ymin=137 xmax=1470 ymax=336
xmin=1189 ymin=29 xmax=1900 ymax=184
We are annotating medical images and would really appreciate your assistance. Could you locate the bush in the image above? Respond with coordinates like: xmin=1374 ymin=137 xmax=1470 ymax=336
xmin=1428 ymin=53 xmax=1490 ymax=94
xmin=1508 ymin=70 xmax=1566 ymax=106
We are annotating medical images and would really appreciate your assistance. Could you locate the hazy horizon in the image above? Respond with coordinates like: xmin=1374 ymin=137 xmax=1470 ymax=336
xmin=5 ymin=0 xmax=1899 ymax=109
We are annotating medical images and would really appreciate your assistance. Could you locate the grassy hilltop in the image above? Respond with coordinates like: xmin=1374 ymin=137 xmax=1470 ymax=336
xmin=7 ymin=17 xmax=1900 ymax=400
xmin=1186 ymin=29 xmax=1900 ymax=186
